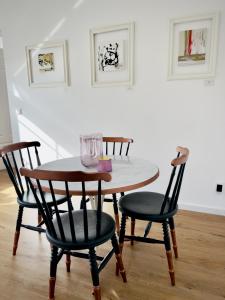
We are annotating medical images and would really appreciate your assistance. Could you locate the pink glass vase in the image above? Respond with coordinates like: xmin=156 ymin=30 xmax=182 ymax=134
xmin=80 ymin=133 xmax=103 ymax=167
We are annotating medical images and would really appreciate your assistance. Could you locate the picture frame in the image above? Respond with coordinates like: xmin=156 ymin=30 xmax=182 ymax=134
xmin=168 ymin=13 xmax=219 ymax=80
xmin=26 ymin=40 xmax=69 ymax=87
xmin=90 ymin=22 xmax=134 ymax=87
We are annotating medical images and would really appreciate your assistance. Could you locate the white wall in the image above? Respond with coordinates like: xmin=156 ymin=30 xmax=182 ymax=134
xmin=0 ymin=0 xmax=225 ymax=215
xmin=0 ymin=42 xmax=12 ymax=169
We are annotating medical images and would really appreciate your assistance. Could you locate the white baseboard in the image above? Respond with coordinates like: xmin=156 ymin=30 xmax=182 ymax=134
xmin=179 ymin=203 xmax=225 ymax=216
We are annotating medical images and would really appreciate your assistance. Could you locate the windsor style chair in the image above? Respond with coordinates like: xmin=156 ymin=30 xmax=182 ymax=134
xmin=0 ymin=141 xmax=68 ymax=255
xmin=102 ymin=137 xmax=134 ymax=234
xmin=20 ymin=168 xmax=127 ymax=300
xmin=118 ymin=146 xmax=189 ymax=286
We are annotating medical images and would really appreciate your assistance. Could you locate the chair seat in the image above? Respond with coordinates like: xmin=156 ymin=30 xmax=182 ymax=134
xmin=46 ymin=210 xmax=115 ymax=250
xmin=17 ymin=190 xmax=67 ymax=208
xmin=119 ymin=191 xmax=177 ymax=221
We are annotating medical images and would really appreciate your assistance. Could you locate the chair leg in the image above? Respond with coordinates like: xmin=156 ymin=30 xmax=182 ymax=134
xmin=162 ymin=221 xmax=175 ymax=286
xmin=13 ymin=205 xmax=24 ymax=256
xmin=49 ymin=246 xmax=58 ymax=300
xmin=80 ymin=197 xmax=90 ymax=209
xmin=112 ymin=194 xmax=120 ymax=235
xmin=130 ymin=217 xmax=135 ymax=246
xmin=38 ymin=210 xmax=42 ymax=225
xmin=119 ymin=213 xmax=127 ymax=253
xmin=111 ymin=234 xmax=127 ymax=282
xmin=116 ymin=213 xmax=127 ymax=275
xmin=37 ymin=209 xmax=42 ymax=234
xmin=89 ymin=248 xmax=101 ymax=300
xmin=169 ymin=217 xmax=178 ymax=258
xmin=66 ymin=253 xmax=71 ymax=272
xmin=68 ymin=197 xmax=74 ymax=211
xmin=144 ymin=221 xmax=152 ymax=238
xmin=80 ymin=197 xmax=84 ymax=209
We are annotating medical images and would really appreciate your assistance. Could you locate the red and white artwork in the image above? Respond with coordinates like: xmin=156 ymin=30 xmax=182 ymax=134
xmin=178 ymin=28 xmax=207 ymax=65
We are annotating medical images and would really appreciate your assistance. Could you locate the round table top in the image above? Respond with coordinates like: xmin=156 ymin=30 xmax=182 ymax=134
xmin=38 ymin=156 xmax=159 ymax=196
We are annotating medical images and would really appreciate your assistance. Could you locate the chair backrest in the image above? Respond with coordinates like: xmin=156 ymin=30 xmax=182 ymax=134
xmin=160 ymin=146 xmax=189 ymax=215
xmin=102 ymin=137 xmax=133 ymax=156
xmin=20 ymin=168 xmax=111 ymax=243
xmin=0 ymin=141 xmax=41 ymax=199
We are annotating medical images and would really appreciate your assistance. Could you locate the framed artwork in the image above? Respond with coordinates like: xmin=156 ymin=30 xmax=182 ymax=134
xmin=26 ymin=40 xmax=69 ymax=87
xmin=90 ymin=22 xmax=134 ymax=87
xmin=168 ymin=13 xmax=219 ymax=80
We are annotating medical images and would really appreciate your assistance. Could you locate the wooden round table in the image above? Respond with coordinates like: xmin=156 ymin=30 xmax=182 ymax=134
xmin=38 ymin=156 xmax=159 ymax=196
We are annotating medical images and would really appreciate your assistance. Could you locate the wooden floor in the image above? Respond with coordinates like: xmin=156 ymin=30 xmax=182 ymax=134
xmin=0 ymin=170 xmax=225 ymax=300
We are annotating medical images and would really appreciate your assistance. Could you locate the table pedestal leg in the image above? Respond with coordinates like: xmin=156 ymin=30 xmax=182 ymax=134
xmin=90 ymin=195 xmax=105 ymax=210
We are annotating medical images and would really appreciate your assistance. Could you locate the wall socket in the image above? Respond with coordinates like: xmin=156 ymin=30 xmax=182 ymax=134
xmin=216 ymin=184 xmax=223 ymax=192
xmin=204 ymin=79 xmax=215 ymax=86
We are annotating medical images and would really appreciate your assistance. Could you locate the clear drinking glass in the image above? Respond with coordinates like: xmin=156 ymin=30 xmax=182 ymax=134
xmin=80 ymin=133 xmax=103 ymax=167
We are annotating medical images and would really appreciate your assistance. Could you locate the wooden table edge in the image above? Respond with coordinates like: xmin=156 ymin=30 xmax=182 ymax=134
xmin=38 ymin=169 xmax=160 ymax=196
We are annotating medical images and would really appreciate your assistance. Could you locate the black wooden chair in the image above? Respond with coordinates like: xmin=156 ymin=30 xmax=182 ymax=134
xmin=102 ymin=137 xmax=134 ymax=234
xmin=20 ymin=167 xmax=127 ymax=300
xmin=118 ymin=146 xmax=189 ymax=286
xmin=0 ymin=141 xmax=68 ymax=255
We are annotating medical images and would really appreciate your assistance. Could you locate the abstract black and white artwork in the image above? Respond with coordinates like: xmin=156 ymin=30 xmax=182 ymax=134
xmin=90 ymin=23 xmax=134 ymax=87
xmin=97 ymin=41 xmax=124 ymax=72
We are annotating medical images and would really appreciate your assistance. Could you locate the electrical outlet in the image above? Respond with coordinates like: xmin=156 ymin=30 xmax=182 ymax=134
xmin=204 ymin=79 xmax=215 ymax=86
xmin=216 ymin=184 xmax=223 ymax=192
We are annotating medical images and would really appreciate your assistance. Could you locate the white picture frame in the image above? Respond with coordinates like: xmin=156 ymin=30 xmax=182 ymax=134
xmin=90 ymin=22 xmax=134 ymax=87
xmin=168 ymin=13 xmax=219 ymax=80
xmin=26 ymin=40 xmax=69 ymax=87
